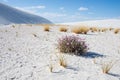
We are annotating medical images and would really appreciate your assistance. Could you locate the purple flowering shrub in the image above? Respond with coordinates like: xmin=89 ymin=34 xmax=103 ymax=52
xmin=57 ymin=35 xmax=88 ymax=55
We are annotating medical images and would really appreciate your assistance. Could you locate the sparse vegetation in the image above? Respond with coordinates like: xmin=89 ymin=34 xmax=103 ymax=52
xmin=12 ymin=25 xmax=15 ymax=28
xmin=32 ymin=33 xmax=37 ymax=37
xmin=114 ymin=28 xmax=120 ymax=34
xmin=90 ymin=27 xmax=98 ymax=32
xmin=57 ymin=35 xmax=88 ymax=55
xmin=101 ymin=61 xmax=114 ymax=74
xmin=71 ymin=26 xmax=89 ymax=34
xmin=109 ymin=28 xmax=114 ymax=31
xmin=49 ymin=63 xmax=53 ymax=72
xmin=58 ymin=54 xmax=67 ymax=68
xmin=43 ymin=25 xmax=50 ymax=31
xmin=59 ymin=27 xmax=68 ymax=32
xmin=102 ymin=28 xmax=108 ymax=32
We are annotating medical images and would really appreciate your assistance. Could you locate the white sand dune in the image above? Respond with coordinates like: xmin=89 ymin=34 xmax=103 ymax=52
xmin=62 ymin=19 xmax=120 ymax=28
xmin=0 ymin=3 xmax=52 ymax=24
xmin=0 ymin=24 xmax=120 ymax=80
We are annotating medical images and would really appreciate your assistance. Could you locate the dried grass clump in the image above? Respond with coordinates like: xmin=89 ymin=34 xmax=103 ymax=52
xmin=49 ymin=64 xmax=53 ymax=72
xmin=97 ymin=28 xmax=101 ymax=32
xmin=114 ymin=28 xmax=120 ymax=34
xmin=102 ymin=61 xmax=114 ymax=74
xmin=32 ymin=33 xmax=37 ymax=37
xmin=58 ymin=54 xmax=67 ymax=68
xmin=57 ymin=35 xmax=88 ymax=56
xmin=72 ymin=26 xmax=89 ymax=34
xmin=101 ymin=28 xmax=108 ymax=32
xmin=59 ymin=27 xmax=68 ymax=32
xmin=12 ymin=25 xmax=15 ymax=28
xmin=109 ymin=28 xmax=114 ymax=31
xmin=90 ymin=27 xmax=98 ymax=32
xmin=43 ymin=25 xmax=50 ymax=31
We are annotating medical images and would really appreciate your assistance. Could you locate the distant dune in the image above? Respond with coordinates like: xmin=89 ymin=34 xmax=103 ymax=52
xmin=0 ymin=3 xmax=52 ymax=24
xmin=62 ymin=19 xmax=120 ymax=28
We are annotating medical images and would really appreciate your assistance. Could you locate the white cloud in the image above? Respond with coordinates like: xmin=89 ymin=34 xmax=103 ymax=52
xmin=15 ymin=6 xmax=66 ymax=19
xmin=60 ymin=7 xmax=64 ymax=10
xmin=15 ymin=5 xmax=46 ymax=14
xmin=37 ymin=12 xmax=67 ymax=23
xmin=15 ymin=6 xmax=90 ymax=23
xmin=3 ymin=0 xmax=8 ymax=2
xmin=39 ymin=12 xmax=66 ymax=18
xmin=15 ymin=7 xmax=38 ymax=14
xmin=25 ymin=6 xmax=46 ymax=9
xmin=16 ymin=6 xmax=66 ymax=19
xmin=78 ymin=7 xmax=88 ymax=11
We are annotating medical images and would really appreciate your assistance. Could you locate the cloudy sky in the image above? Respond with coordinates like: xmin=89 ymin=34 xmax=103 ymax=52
xmin=0 ymin=0 xmax=120 ymax=23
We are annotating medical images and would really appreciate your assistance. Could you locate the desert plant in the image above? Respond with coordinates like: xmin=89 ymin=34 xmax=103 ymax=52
xmin=114 ymin=29 xmax=120 ymax=34
xmin=58 ymin=54 xmax=67 ymax=67
xmin=32 ymin=33 xmax=37 ymax=37
xmin=71 ymin=27 xmax=82 ymax=34
xmin=101 ymin=61 xmax=114 ymax=74
xmin=57 ymin=35 xmax=88 ymax=55
xmin=59 ymin=27 xmax=68 ymax=32
xmin=48 ymin=63 xmax=53 ymax=72
xmin=12 ymin=25 xmax=15 ymax=28
xmin=48 ymin=56 xmax=54 ymax=72
xmin=102 ymin=28 xmax=108 ymax=32
xmin=72 ymin=26 xmax=89 ymax=34
xmin=109 ymin=28 xmax=114 ymax=31
xmin=90 ymin=27 xmax=98 ymax=32
xmin=43 ymin=25 xmax=50 ymax=31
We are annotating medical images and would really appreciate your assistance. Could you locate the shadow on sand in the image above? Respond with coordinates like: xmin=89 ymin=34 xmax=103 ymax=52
xmin=82 ymin=51 xmax=105 ymax=58
xmin=108 ymin=73 xmax=120 ymax=78
xmin=66 ymin=66 xmax=79 ymax=71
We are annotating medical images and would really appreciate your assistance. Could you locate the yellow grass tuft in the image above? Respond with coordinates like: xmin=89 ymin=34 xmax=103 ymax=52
xmin=48 ymin=63 xmax=53 ymax=72
xmin=71 ymin=26 xmax=89 ymax=34
xmin=43 ymin=25 xmax=50 ymax=31
xmin=59 ymin=27 xmax=68 ymax=32
xmin=109 ymin=28 xmax=114 ymax=31
xmin=102 ymin=28 xmax=108 ymax=32
xmin=114 ymin=28 xmax=120 ymax=34
xmin=101 ymin=61 xmax=114 ymax=74
xmin=58 ymin=54 xmax=67 ymax=68
xmin=90 ymin=27 xmax=98 ymax=32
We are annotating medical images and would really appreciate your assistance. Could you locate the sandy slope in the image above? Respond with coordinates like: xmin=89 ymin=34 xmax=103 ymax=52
xmin=0 ymin=25 xmax=120 ymax=80
xmin=0 ymin=3 xmax=52 ymax=24
xmin=62 ymin=19 xmax=120 ymax=28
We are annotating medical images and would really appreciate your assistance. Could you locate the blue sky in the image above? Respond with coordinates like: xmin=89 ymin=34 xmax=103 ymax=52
xmin=0 ymin=0 xmax=120 ymax=23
